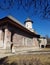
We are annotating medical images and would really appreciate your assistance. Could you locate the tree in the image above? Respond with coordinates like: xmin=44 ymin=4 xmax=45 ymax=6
xmin=0 ymin=0 xmax=50 ymax=19
xmin=45 ymin=35 xmax=50 ymax=44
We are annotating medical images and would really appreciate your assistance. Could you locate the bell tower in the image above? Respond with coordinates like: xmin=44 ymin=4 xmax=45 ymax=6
xmin=24 ymin=18 xmax=33 ymax=29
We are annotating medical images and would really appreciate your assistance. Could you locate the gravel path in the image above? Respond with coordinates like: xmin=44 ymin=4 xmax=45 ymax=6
xmin=0 ymin=51 xmax=50 ymax=59
xmin=0 ymin=48 xmax=50 ymax=59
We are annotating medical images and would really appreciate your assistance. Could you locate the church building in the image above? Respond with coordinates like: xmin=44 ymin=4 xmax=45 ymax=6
xmin=0 ymin=16 xmax=47 ymax=52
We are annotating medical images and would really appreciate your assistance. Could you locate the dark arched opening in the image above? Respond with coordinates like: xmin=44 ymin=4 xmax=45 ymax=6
xmin=41 ymin=45 xmax=44 ymax=48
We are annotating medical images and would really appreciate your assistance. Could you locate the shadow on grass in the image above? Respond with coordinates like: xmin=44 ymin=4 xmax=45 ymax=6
xmin=0 ymin=56 xmax=8 ymax=64
xmin=0 ymin=57 xmax=18 ymax=65
xmin=0 ymin=57 xmax=50 ymax=65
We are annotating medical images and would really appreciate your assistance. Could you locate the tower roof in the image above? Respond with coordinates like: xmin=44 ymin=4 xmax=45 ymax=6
xmin=24 ymin=17 xmax=33 ymax=24
xmin=26 ymin=18 xmax=31 ymax=21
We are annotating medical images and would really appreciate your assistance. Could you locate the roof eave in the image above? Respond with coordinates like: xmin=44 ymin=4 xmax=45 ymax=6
xmin=0 ymin=16 xmax=40 ymax=38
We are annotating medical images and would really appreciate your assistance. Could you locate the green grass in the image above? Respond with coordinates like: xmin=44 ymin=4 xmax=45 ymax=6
xmin=0 ymin=53 xmax=50 ymax=65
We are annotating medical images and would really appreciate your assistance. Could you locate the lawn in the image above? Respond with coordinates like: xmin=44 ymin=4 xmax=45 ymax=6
xmin=0 ymin=53 xmax=50 ymax=65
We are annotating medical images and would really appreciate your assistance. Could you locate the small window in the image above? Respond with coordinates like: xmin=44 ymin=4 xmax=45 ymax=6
xmin=27 ymin=25 xmax=28 ymax=27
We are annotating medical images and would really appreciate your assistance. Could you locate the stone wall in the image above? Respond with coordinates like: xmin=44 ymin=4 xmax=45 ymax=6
xmin=8 ymin=24 xmax=34 ymax=47
xmin=13 ymin=33 xmax=33 ymax=47
xmin=13 ymin=33 xmax=23 ymax=46
xmin=0 ymin=29 xmax=3 ymax=48
xmin=33 ymin=38 xmax=39 ymax=47
xmin=0 ymin=22 xmax=39 ymax=49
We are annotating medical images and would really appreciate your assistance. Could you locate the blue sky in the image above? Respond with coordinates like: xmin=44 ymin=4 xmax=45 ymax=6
xmin=0 ymin=0 xmax=50 ymax=37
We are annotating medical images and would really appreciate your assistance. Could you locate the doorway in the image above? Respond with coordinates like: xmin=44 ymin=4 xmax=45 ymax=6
xmin=41 ymin=45 xmax=44 ymax=48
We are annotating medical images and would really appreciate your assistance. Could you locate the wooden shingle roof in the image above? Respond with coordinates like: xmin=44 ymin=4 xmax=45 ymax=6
xmin=0 ymin=15 xmax=40 ymax=38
